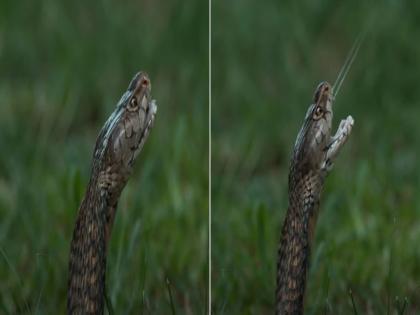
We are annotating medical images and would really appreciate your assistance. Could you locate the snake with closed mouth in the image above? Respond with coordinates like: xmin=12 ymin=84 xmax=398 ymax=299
xmin=67 ymin=72 xmax=157 ymax=314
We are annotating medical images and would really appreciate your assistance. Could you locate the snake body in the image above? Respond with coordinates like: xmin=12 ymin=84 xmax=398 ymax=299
xmin=276 ymin=82 xmax=354 ymax=314
xmin=67 ymin=72 xmax=157 ymax=314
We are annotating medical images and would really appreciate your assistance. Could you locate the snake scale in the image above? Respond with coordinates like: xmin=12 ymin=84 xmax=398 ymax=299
xmin=67 ymin=72 xmax=157 ymax=314
xmin=276 ymin=82 xmax=354 ymax=314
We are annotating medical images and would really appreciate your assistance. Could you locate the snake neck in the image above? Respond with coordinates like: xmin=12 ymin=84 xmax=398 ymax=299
xmin=276 ymin=165 xmax=324 ymax=315
xmin=67 ymin=172 xmax=115 ymax=315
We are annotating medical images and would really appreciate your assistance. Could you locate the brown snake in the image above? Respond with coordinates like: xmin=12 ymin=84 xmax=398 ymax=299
xmin=276 ymin=82 xmax=354 ymax=314
xmin=67 ymin=72 xmax=157 ymax=314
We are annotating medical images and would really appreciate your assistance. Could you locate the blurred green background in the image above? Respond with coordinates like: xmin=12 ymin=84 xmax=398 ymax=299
xmin=0 ymin=0 xmax=208 ymax=314
xmin=212 ymin=1 xmax=420 ymax=314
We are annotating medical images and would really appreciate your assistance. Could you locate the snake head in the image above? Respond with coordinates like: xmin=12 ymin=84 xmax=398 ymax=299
xmin=117 ymin=72 xmax=157 ymax=167
xmin=293 ymin=81 xmax=353 ymax=175
xmin=94 ymin=72 xmax=157 ymax=182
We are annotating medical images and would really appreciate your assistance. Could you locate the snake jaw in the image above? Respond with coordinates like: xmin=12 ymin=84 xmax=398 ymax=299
xmin=136 ymin=74 xmax=157 ymax=131
xmin=319 ymin=83 xmax=353 ymax=174
xmin=321 ymin=115 xmax=354 ymax=173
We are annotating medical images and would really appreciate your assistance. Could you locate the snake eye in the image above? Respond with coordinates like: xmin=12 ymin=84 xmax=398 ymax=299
xmin=313 ymin=106 xmax=323 ymax=119
xmin=130 ymin=97 xmax=137 ymax=107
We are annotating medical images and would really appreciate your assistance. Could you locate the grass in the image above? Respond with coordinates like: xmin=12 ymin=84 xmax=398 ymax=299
xmin=0 ymin=0 xmax=208 ymax=314
xmin=212 ymin=1 xmax=420 ymax=314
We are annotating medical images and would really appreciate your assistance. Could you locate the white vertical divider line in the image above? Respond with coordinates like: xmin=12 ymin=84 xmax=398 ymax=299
xmin=208 ymin=0 xmax=212 ymax=312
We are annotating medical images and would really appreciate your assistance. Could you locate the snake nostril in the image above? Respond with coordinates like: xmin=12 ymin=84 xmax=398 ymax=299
xmin=141 ymin=79 xmax=149 ymax=86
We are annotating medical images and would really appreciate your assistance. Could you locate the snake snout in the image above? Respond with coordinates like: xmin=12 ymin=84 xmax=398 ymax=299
xmin=141 ymin=77 xmax=150 ymax=87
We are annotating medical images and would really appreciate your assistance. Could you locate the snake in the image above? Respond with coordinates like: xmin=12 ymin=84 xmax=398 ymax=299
xmin=275 ymin=81 xmax=354 ymax=314
xmin=67 ymin=72 xmax=157 ymax=314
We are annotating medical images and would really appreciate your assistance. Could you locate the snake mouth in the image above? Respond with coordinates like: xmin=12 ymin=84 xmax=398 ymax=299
xmin=146 ymin=99 xmax=157 ymax=128
xmin=137 ymin=83 xmax=157 ymax=129
xmin=138 ymin=96 xmax=157 ymax=145
xmin=129 ymin=72 xmax=157 ymax=145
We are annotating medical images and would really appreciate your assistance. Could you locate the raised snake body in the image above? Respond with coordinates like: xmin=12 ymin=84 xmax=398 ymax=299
xmin=276 ymin=82 xmax=354 ymax=314
xmin=67 ymin=72 xmax=157 ymax=314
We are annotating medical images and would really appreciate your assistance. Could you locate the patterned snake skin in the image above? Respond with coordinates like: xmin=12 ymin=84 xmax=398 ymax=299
xmin=276 ymin=82 xmax=354 ymax=315
xmin=67 ymin=72 xmax=157 ymax=314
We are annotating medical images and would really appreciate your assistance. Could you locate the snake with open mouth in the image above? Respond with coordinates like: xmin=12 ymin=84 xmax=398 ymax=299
xmin=67 ymin=72 xmax=157 ymax=314
xmin=276 ymin=81 xmax=354 ymax=314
